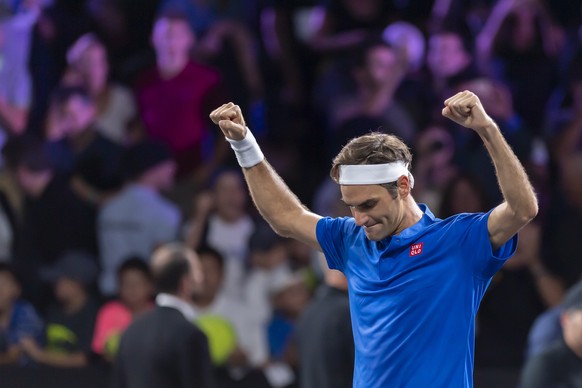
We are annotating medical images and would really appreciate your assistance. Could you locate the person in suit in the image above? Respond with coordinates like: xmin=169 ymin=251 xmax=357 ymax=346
xmin=112 ymin=242 xmax=214 ymax=388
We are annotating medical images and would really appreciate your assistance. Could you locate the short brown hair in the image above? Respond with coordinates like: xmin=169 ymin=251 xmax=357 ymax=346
xmin=330 ymin=133 xmax=413 ymax=195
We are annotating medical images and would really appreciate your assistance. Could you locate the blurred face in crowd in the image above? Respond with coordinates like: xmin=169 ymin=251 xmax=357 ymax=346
xmin=59 ymin=95 xmax=97 ymax=136
xmin=54 ymin=277 xmax=85 ymax=305
xmin=0 ymin=271 xmax=20 ymax=313
xmin=250 ymin=245 xmax=288 ymax=270
xmin=119 ymin=269 xmax=153 ymax=312
xmin=152 ymin=17 xmax=194 ymax=72
xmin=562 ymin=309 xmax=582 ymax=353
xmin=273 ymin=279 xmax=310 ymax=319
xmin=195 ymin=252 xmax=223 ymax=302
xmin=427 ymin=32 xmax=471 ymax=79
xmin=364 ymin=45 xmax=398 ymax=87
xmin=76 ymin=43 xmax=109 ymax=93
xmin=214 ymin=171 xmax=247 ymax=222
xmin=343 ymin=0 xmax=382 ymax=21
xmin=445 ymin=177 xmax=485 ymax=215
xmin=141 ymin=160 xmax=177 ymax=191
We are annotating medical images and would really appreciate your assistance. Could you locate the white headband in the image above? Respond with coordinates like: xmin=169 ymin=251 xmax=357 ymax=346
xmin=338 ymin=162 xmax=414 ymax=188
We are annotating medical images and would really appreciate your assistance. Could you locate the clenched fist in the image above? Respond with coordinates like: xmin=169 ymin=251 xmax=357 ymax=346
xmin=209 ymin=102 xmax=247 ymax=140
xmin=442 ymin=90 xmax=495 ymax=132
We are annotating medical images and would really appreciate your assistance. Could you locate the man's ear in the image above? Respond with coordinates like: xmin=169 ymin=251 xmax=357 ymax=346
xmin=397 ymin=175 xmax=411 ymax=198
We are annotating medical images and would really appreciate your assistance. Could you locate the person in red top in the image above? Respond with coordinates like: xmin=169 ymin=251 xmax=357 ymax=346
xmin=135 ymin=9 xmax=229 ymax=182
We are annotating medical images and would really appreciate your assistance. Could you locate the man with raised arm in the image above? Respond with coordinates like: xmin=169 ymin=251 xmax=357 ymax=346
xmin=209 ymin=90 xmax=538 ymax=388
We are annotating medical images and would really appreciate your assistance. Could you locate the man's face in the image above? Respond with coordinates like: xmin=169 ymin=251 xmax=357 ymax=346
xmin=427 ymin=33 xmax=470 ymax=79
xmin=151 ymin=18 xmax=193 ymax=66
xmin=60 ymin=95 xmax=96 ymax=135
xmin=0 ymin=272 xmax=20 ymax=312
xmin=341 ymin=183 xmax=404 ymax=241
xmin=365 ymin=46 xmax=398 ymax=85
xmin=196 ymin=253 xmax=223 ymax=300
xmin=119 ymin=269 xmax=152 ymax=310
xmin=214 ymin=172 xmax=247 ymax=221
xmin=562 ymin=309 xmax=582 ymax=350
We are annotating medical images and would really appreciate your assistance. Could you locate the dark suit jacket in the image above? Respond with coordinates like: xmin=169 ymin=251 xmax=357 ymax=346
xmin=112 ymin=306 xmax=214 ymax=388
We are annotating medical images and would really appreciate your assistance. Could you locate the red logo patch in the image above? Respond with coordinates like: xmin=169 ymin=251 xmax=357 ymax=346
xmin=409 ymin=242 xmax=424 ymax=257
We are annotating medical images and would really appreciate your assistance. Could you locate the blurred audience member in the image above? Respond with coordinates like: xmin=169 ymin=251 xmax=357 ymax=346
xmin=0 ymin=263 xmax=43 ymax=365
xmin=520 ymin=282 xmax=582 ymax=387
xmin=244 ymin=222 xmax=293 ymax=335
xmin=12 ymin=138 xmax=97 ymax=306
xmin=412 ymin=125 xmax=458 ymax=211
xmin=0 ymin=7 xmax=36 ymax=158
xmin=475 ymin=222 xmax=564 ymax=368
xmin=98 ymin=140 xmax=179 ymax=297
xmin=92 ymin=257 xmax=153 ymax=361
xmin=297 ymin=257 xmax=353 ymax=388
xmin=426 ymin=26 xmax=479 ymax=104
xmin=159 ymin=0 xmax=264 ymax=105
xmin=113 ymin=243 xmax=214 ymax=388
xmin=186 ymin=169 xmax=255 ymax=297
xmin=63 ymin=33 xmax=138 ymax=145
xmin=20 ymin=251 xmax=98 ymax=367
xmin=193 ymin=247 xmax=270 ymax=386
xmin=527 ymin=279 xmax=582 ymax=360
xmin=438 ymin=173 xmax=490 ymax=219
xmin=45 ymin=86 xmax=123 ymax=205
xmin=330 ymin=38 xmax=415 ymax=146
xmin=28 ymin=0 xmax=96 ymax=132
xmin=477 ymin=0 xmax=563 ymax=133
xmin=308 ymin=0 xmax=392 ymax=56
xmin=135 ymin=9 xmax=228 ymax=182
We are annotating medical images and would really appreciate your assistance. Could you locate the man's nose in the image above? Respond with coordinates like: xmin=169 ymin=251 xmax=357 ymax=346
xmin=353 ymin=210 xmax=369 ymax=227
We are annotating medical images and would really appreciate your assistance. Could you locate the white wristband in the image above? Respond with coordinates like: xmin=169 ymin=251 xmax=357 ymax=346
xmin=226 ymin=127 xmax=265 ymax=168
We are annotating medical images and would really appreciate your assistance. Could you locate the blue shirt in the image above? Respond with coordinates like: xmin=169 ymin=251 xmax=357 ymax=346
xmin=0 ymin=300 xmax=44 ymax=365
xmin=316 ymin=204 xmax=517 ymax=388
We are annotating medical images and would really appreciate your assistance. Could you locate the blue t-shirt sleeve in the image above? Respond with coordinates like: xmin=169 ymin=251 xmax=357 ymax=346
xmin=452 ymin=210 xmax=518 ymax=279
xmin=316 ymin=217 xmax=350 ymax=272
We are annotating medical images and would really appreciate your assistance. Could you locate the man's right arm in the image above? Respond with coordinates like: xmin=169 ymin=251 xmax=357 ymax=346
xmin=210 ymin=103 xmax=322 ymax=251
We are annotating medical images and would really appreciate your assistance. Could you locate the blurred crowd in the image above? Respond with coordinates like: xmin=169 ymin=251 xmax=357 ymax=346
xmin=0 ymin=0 xmax=582 ymax=387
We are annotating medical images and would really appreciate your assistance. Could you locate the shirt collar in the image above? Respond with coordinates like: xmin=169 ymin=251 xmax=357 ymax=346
xmin=156 ymin=293 xmax=197 ymax=322
xmin=393 ymin=203 xmax=436 ymax=239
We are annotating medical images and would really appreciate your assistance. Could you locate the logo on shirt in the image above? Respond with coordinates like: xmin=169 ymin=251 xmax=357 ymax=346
xmin=409 ymin=242 xmax=424 ymax=257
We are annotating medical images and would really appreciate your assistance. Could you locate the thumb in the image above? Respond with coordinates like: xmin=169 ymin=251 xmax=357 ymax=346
xmin=441 ymin=106 xmax=451 ymax=118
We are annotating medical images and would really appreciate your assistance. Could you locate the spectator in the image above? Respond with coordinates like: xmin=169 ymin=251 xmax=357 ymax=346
xmin=0 ymin=263 xmax=43 ymax=365
xmin=329 ymin=38 xmax=415 ymax=147
xmin=0 ymin=5 xmax=36 ymax=159
xmin=296 ymin=257 xmax=353 ymax=388
xmin=20 ymin=251 xmax=99 ymax=368
xmin=526 ymin=279 xmax=582 ymax=359
xmin=98 ymin=140 xmax=180 ymax=297
xmin=244 ymin=222 xmax=293 ymax=335
xmin=11 ymin=137 xmax=97 ymax=307
xmin=193 ymin=247 xmax=270 ymax=386
xmin=475 ymin=222 xmax=564 ymax=368
xmin=426 ymin=26 xmax=479 ymax=103
xmin=92 ymin=257 xmax=154 ymax=361
xmin=135 ymin=9 xmax=228 ymax=182
xmin=186 ymin=169 xmax=255 ymax=297
xmin=411 ymin=125 xmax=458 ymax=211
xmin=520 ymin=282 xmax=582 ymax=387
xmin=476 ymin=0 xmax=563 ymax=134
xmin=44 ymin=86 xmax=123 ymax=205
xmin=159 ymin=0 xmax=265 ymax=105
xmin=113 ymin=242 xmax=214 ymax=388
xmin=62 ymin=33 xmax=139 ymax=145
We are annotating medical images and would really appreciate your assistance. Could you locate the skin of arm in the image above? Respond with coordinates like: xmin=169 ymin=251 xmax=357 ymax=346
xmin=442 ymin=90 xmax=538 ymax=250
xmin=20 ymin=337 xmax=88 ymax=368
xmin=0 ymin=345 xmax=22 ymax=365
xmin=210 ymin=103 xmax=322 ymax=250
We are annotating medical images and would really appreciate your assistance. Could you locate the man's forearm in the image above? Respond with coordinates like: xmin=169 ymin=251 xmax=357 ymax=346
xmin=243 ymin=160 xmax=305 ymax=237
xmin=478 ymin=123 xmax=538 ymax=220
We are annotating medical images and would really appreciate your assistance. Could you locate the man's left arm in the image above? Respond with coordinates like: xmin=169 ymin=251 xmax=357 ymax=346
xmin=443 ymin=91 xmax=538 ymax=250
